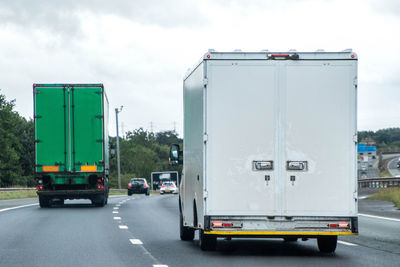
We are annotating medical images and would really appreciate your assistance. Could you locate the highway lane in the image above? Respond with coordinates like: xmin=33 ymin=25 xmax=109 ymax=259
xmin=387 ymin=157 xmax=400 ymax=176
xmin=1 ymin=195 xmax=400 ymax=267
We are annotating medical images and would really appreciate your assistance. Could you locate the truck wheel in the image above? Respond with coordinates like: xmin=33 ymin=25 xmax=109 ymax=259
xmin=283 ymin=237 xmax=298 ymax=242
xmin=53 ymin=199 xmax=64 ymax=206
xmin=39 ymin=196 xmax=50 ymax=208
xmin=92 ymin=195 xmax=105 ymax=207
xmin=145 ymin=190 xmax=150 ymax=196
xmin=180 ymin=212 xmax=195 ymax=241
xmin=317 ymin=236 xmax=337 ymax=253
xmin=128 ymin=192 xmax=132 ymax=196
xmin=199 ymin=230 xmax=217 ymax=251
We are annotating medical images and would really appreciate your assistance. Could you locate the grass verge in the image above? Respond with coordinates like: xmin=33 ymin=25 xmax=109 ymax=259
xmin=368 ymin=188 xmax=400 ymax=209
xmin=0 ymin=190 xmax=37 ymax=200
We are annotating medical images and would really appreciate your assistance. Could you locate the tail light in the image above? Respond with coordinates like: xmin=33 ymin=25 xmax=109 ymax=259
xmin=97 ymin=179 xmax=102 ymax=183
xmin=212 ymin=220 xmax=242 ymax=228
xmin=128 ymin=184 xmax=131 ymax=188
xmin=329 ymin=222 xmax=350 ymax=229
xmin=171 ymin=184 xmax=176 ymax=188
xmin=36 ymin=185 xmax=43 ymax=191
xmin=143 ymin=184 xmax=148 ymax=188
xmin=161 ymin=185 xmax=166 ymax=188
xmin=98 ymin=184 xmax=104 ymax=189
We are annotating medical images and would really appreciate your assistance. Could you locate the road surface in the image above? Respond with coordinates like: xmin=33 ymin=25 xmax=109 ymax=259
xmin=1 ymin=194 xmax=400 ymax=267
xmin=387 ymin=157 xmax=400 ymax=176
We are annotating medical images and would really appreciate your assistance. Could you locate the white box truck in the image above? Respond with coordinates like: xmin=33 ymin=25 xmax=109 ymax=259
xmin=170 ymin=50 xmax=358 ymax=252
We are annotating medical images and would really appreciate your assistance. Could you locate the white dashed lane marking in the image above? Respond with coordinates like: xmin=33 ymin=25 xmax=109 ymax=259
xmin=0 ymin=203 xmax=38 ymax=213
xmin=119 ymin=225 xmax=128 ymax=229
xmin=113 ymin=211 xmax=119 ymax=214
xmin=359 ymin=213 xmax=400 ymax=222
xmin=113 ymin=207 xmax=119 ymax=210
xmin=338 ymin=240 xmax=358 ymax=246
xmin=153 ymin=265 xmax=168 ymax=267
xmin=113 ymin=217 xmax=121 ymax=220
xmin=129 ymin=239 xmax=143 ymax=245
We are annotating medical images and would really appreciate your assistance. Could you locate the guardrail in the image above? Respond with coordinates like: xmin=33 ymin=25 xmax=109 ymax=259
xmin=358 ymin=177 xmax=400 ymax=188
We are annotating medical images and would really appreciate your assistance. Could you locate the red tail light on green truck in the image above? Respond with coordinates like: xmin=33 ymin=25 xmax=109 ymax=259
xmin=33 ymin=84 xmax=109 ymax=207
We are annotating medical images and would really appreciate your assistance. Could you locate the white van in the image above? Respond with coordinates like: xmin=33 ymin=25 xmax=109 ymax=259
xmin=170 ymin=50 xmax=358 ymax=252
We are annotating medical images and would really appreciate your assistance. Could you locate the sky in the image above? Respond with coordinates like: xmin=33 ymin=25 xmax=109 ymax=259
xmin=0 ymin=0 xmax=399 ymax=137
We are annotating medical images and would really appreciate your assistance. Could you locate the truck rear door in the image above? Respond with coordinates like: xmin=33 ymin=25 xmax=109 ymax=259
xmin=206 ymin=60 xmax=278 ymax=216
xmin=282 ymin=61 xmax=357 ymax=216
xmin=71 ymin=86 xmax=104 ymax=172
xmin=34 ymin=86 xmax=68 ymax=172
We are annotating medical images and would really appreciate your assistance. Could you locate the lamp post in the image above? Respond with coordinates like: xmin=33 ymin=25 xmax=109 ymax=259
xmin=115 ymin=106 xmax=123 ymax=189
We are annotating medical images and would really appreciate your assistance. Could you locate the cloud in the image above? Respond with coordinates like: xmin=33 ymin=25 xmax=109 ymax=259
xmin=0 ymin=0 xmax=208 ymax=36
xmin=369 ymin=0 xmax=400 ymax=16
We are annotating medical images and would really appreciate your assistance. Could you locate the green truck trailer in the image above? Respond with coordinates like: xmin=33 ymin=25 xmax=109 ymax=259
xmin=33 ymin=84 xmax=109 ymax=207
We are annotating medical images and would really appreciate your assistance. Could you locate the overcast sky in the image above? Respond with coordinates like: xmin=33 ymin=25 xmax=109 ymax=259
xmin=0 ymin=0 xmax=399 ymax=136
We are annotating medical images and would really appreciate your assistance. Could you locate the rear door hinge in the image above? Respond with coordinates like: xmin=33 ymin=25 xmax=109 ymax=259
xmin=204 ymin=190 xmax=208 ymax=199
xmin=203 ymin=78 xmax=208 ymax=87
xmin=203 ymin=133 xmax=208 ymax=144
xmin=353 ymin=134 xmax=358 ymax=143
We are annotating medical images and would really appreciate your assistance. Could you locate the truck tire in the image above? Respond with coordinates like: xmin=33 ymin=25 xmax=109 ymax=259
xmin=92 ymin=195 xmax=105 ymax=207
xmin=317 ymin=236 xmax=337 ymax=253
xmin=145 ymin=190 xmax=150 ymax=196
xmin=128 ymin=191 xmax=132 ymax=196
xmin=39 ymin=196 xmax=51 ymax=208
xmin=53 ymin=199 xmax=64 ymax=206
xmin=180 ymin=212 xmax=195 ymax=241
xmin=199 ymin=230 xmax=217 ymax=251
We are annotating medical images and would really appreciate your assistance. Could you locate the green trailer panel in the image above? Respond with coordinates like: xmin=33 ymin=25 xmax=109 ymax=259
xmin=34 ymin=86 xmax=68 ymax=172
xmin=71 ymin=87 xmax=104 ymax=172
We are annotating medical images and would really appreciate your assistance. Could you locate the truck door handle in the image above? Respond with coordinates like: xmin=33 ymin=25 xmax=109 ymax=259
xmin=265 ymin=175 xmax=270 ymax=186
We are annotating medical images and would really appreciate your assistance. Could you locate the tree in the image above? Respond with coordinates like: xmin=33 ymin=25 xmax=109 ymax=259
xmin=0 ymin=92 xmax=22 ymax=187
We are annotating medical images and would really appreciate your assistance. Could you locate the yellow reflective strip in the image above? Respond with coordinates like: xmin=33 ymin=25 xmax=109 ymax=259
xmin=81 ymin=165 xmax=97 ymax=172
xmin=43 ymin=166 xmax=59 ymax=172
xmin=204 ymin=231 xmax=357 ymax=236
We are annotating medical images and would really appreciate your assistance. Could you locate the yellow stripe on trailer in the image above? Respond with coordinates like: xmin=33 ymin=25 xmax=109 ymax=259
xmin=204 ymin=231 xmax=357 ymax=236
xmin=81 ymin=165 xmax=97 ymax=172
xmin=42 ymin=166 xmax=59 ymax=172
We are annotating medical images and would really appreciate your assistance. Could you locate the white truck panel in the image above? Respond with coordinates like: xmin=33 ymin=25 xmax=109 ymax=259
xmin=182 ymin=51 xmax=358 ymax=235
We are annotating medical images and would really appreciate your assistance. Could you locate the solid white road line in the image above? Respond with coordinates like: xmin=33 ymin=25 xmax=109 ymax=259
xmin=129 ymin=239 xmax=143 ymax=245
xmin=119 ymin=225 xmax=128 ymax=229
xmin=338 ymin=240 xmax=358 ymax=246
xmin=113 ymin=217 xmax=121 ymax=220
xmin=359 ymin=213 xmax=400 ymax=222
xmin=0 ymin=203 xmax=38 ymax=213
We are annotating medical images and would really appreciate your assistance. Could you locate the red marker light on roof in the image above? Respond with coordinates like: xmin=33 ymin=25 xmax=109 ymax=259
xmin=206 ymin=54 xmax=211 ymax=59
xmin=351 ymin=54 xmax=355 ymax=59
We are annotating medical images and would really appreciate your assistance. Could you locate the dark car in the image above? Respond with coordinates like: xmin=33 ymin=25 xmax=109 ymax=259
xmin=128 ymin=178 xmax=150 ymax=196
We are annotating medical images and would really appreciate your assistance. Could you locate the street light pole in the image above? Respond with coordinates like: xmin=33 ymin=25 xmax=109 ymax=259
xmin=115 ymin=106 xmax=123 ymax=189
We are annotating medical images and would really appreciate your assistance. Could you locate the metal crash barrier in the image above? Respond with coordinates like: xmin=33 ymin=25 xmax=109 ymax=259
xmin=358 ymin=177 xmax=400 ymax=188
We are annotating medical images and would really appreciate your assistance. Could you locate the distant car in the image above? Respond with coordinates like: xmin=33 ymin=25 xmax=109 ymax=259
xmin=397 ymin=160 xmax=400 ymax=169
xmin=160 ymin=181 xmax=178 ymax=195
xmin=128 ymin=178 xmax=150 ymax=196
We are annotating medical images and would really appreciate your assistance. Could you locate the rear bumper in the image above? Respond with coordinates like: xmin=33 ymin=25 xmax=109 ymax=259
xmin=203 ymin=216 xmax=358 ymax=237
xmin=128 ymin=188 xmax=148 ymax=194
xmin=37 ymin=189 xmax=106 ymax=199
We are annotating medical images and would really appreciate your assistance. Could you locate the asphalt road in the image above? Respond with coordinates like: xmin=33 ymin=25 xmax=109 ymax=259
xmin=1 ymin=195 xmax=400 ymax=267
xmin=387 ymin=157 xmax=400 ymax=176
